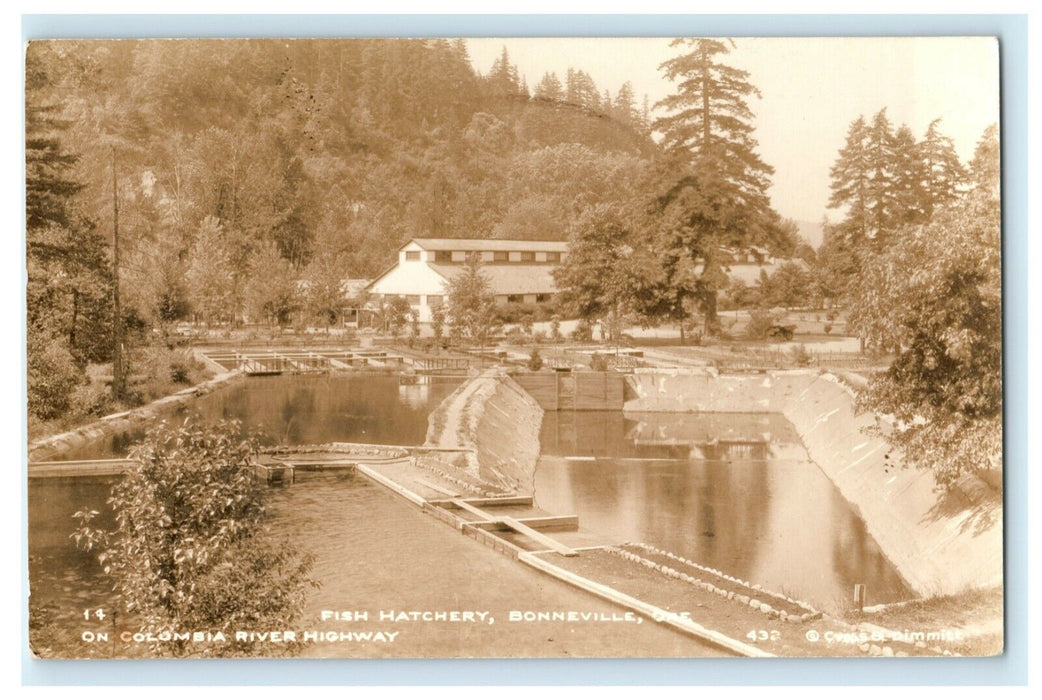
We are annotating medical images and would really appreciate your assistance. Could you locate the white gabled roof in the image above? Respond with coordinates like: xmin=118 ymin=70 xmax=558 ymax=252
xmin=403 ymin=238 xmax=569 ymax=253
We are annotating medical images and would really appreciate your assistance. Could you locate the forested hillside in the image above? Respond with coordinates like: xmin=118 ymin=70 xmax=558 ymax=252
xmin=27 ymin=39 xmax=656 ymax=329
xmin=26 ymin=37 xmax=804 ymax=428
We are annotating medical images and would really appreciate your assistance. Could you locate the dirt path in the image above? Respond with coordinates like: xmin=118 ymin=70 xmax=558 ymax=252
xmin=426 ymin=372 xmax=488 ymax=449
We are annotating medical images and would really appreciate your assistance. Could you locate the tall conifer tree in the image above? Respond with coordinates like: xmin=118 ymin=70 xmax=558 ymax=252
xmin=643 ymin=38 xmax=776 ymax=335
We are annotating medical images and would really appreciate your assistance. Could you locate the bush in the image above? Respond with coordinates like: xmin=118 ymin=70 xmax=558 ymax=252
xmin=589 ymin=353 xmax=609 ymax=371
xmin=745 ymin=310 xmax=778 ymax=341
xmin=169 ymin=360 xmax=191 ymax=384
xmin=68 ymin=380 xmax=114 ymax=419
xmin=492 ymin=302 xmax=539 ymax=325
xmin=73 ymin=419 xmax=317 ymax=658
xmin=789 ymin=344 xmax=812 ymax=367
xmin=571 ymin=319 xmax=593 ymax=342
xmin=824 ymin=323 xmax=833 ymax=335
xmin=27 ymin=328 xmax=83 ymax=421
xmin=527 ymin=348 xmax=544 ymax=371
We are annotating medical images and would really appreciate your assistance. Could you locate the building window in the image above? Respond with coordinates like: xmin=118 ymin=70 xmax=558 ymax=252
xmin=428 ymin=295 xmax=443 ymax=308
xmin=507 ymin=294 xmax=522 ymax=303
xmin=546 ymin=252 xmax=561 ymax=263
xmin=520 ymin=251 xmax=535 ymax=262
xmin=435 ymin=251 xmax=452 ymax=263
xmin=493 ymin=251 xmax=508 ymax=262
xmin=405 ymin=251 xmax=420 ymax=261
xmin=536 ymin=293 xmax=550 ymax=303
xmin=406 ymin=295 xmax=421 ymax=306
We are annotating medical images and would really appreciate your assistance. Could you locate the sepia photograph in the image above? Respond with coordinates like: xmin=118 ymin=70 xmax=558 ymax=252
xmin=24 ymin=34 xmax=1004 ymax=662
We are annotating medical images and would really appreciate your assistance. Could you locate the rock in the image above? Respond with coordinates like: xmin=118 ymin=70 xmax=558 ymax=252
xmin=736 ymin=595 xmax=750 ymax=605
xmin=869 ymin=644 xmax=882 ymax=656
xmin=858 ymin=643 xmax=871 ymax=653
xmin=749 ymin=599 xmax=761 ymax=609
xmin=896 ymin=651 xmax=909 ymax=657
xmin=759 ymin=603 xmax=772 ymax=614
xmin=727 ymin=591 xmax=735 ymax=600
xmin=882 ymin=646 xmax=894 ymax=657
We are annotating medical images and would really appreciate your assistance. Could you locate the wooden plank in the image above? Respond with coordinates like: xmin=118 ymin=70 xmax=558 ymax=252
xmin=518 ymin=552 xmax=774 ymax=658
xmin=355 ymin=463 xmax=426 ymax=506
xmin=448 ymin=498 xmax=494 ymax=520
xmin=462 ymin=495 xmax=534 ymax=507
xmin=469 ymin=515 xmax=579 ymax=532
xmin=414 ymin=478 xmax=460 ymax=497
xmin=442 ymin=501 xmax=578 ymax=558
xmin=428 ymin=495 xmax=533 ymax=508
xmin=28 ymin=458 xmax=135 ymax=478
xmin=501 ymin=516 xmax=578 ymax=557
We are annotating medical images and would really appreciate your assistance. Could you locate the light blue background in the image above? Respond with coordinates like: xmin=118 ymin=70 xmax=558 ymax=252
xmin=20 ymin=13 xmax=1028 ymax=686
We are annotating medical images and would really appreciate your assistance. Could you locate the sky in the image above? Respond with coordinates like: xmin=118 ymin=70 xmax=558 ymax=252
xmin=466 ymin=37 xmax=1000 ymax=231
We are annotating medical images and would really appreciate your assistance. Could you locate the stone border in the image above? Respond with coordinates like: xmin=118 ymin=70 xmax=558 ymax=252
xmin=414 ymin=454 xmax=509 ymax=498
xmin=608 ymin=544 xmax=821 ymax=623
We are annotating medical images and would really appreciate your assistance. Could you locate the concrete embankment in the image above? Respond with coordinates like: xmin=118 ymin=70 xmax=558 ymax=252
xmin=27 ymin=370 xmax=245 ymax=462
xmin=424 ymin=368 xmax=544 ymax=493
xmin=624 ymin=368 xmax=1002 ymax=598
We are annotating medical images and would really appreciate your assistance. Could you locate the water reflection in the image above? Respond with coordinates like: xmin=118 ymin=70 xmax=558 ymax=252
xmin=536 ymin=411 xmax=912 ymax=611
xmin=29 ymin=375 xmax=460 ymax=655
xmin=61 ymin=374 xmax=460 ymax=460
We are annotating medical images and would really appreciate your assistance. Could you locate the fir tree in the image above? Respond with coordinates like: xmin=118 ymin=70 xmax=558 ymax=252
xmin=918 ymin=118 xmax=969 ymax=217
xmin=644 ymin=38 xmax=777 ymax=335
xmin=533 ymin=71 xmax=564 ymax=101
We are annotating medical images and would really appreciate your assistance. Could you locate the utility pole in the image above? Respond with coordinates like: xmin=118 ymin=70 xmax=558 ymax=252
xmin=111 ymin=147 xmax=124 ymax=400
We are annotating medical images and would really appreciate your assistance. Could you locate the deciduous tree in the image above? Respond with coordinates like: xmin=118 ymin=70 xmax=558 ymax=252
xmin=851 ymin=125 xmax=1001 ymax=488
xmin=73 ymin=420 xmax=316 ymax=657
xmin=447 ymin=254 xmax=499 ymax=347
xmin=553 ymin=205 xmax=637 ymax=343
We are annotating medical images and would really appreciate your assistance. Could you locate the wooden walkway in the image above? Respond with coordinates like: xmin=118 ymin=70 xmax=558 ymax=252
xmin=199 ymin=349 xmax=405 ymax=375
xmin=28 ymin=458 xmax=134 ymax=478
xmin=27 ymin=444 xmax=770 ymax=657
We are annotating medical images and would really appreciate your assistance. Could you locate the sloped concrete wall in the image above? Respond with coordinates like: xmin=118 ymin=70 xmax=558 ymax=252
xmin=425 ymin=369 xmax=544 ymax=493
xmin=28 ymin=371 xmax=245 ymax=462
xmin=625 ymin=368 xmax=1002 ymax=597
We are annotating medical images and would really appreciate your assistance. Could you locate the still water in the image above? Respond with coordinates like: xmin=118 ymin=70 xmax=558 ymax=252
xmin=535 ymin=411 xmax=913 ymax=611
xmin=30 ymin=376 xmax=910 ymax=655
xmin=29 ymin=375 xmax=461 ymax=656
xmin=61 ymin=374 xmax=461 ymax=460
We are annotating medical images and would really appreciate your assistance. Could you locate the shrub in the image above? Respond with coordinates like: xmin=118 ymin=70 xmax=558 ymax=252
xmin=745 ymin=310 xmax=778 ymax=341
xmin=27 ymin=328 xmax=82 ymax=421
xmin=571 ymin=319 xmax=593 ymax=342
xmin=73 ymin=420 xmax=317 ymax=657
xmin=68 ymin=381 xmax=114 ymax=419
xmin=527 ymin=348 xmax=544 ymax=371
xmin=169 ymin=360 xmax=191 ymax=384
xmin=824 ymin=323 xmax=833 ymax=335
xmin=789 ymin=343 xmax=812 ymax=367
xmin=550 ymin=315 xmax=562 ymax=343
xmin=589 ymin=353 xmax=609 ymax=371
